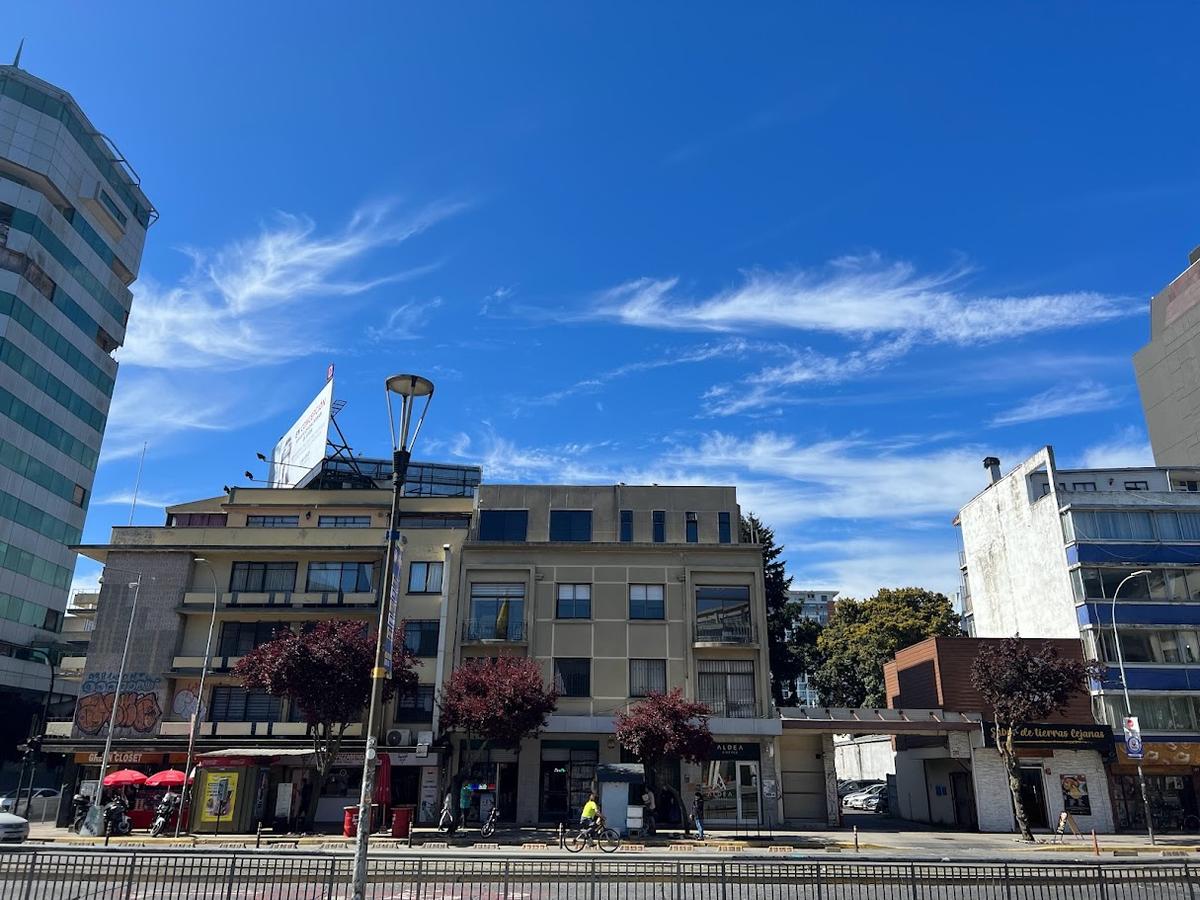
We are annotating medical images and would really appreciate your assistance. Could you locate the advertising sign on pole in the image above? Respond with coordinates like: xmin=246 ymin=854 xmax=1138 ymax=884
xmin=269 ymin=379 xmax=334 ymax=488
xmin=382 ymin=548 xmax=403 ymax=676
xmin=1123 ymin=716 xmax=1144 ymax=760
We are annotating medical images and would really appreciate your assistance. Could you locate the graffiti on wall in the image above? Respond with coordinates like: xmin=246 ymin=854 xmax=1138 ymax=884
xmin=171 ymin=681 xmax=207 ymax=722
xmin=75 ymin=671 xmax=163 ymax=735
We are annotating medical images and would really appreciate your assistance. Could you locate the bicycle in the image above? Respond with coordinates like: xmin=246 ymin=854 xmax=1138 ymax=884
xmin=566 ymin=814 xmax=621 ymax=853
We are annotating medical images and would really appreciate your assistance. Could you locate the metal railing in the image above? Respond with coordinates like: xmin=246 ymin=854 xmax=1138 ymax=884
xmin=462 ymin=619 xmax=526 ymax=642
xmin=694 ymin=619 xmax=757 ymax=644
xmin=2 ymin=848 xmax=1194 ymax=899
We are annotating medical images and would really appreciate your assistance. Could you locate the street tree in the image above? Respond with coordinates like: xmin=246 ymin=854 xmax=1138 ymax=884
xmin=787 ymin=616 xmax=825 ymax=704
xmin=234 ymin=619 xmax=419 ymax=830
xmin=740 ymin=513 xmax=797 ymax=705
xmin=438 ymin=657 xmax=558 ymax=795
xmin=615 ymin=688 xmax=715 ymax=836
xmin=971 ymin=637 xmax=1100 ymax=841
xmin=809 ymin=587 xmax=960 ymax=708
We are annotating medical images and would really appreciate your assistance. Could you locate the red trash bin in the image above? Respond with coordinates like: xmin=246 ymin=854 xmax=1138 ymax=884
xmin=391 ymin=806 xmax=414 ymax=838
xmin=343 ymin=806 xmax=359 ymax=838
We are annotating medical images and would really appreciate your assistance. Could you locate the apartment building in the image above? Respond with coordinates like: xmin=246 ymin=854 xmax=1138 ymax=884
xmin=44 ymin=458 xmax=479 ymax=828
xmin=1134 ymin=245 xmax=1200 ymax=467
xmin=785 ymin=588 xmax=839 ymax=705
xmin=0 ymin=63 xmax=154 ymax=710
xmin=447 ymin=484 xmax=778 ymax=827
xmin=957 ymin=448 xmax=1200 ymax=830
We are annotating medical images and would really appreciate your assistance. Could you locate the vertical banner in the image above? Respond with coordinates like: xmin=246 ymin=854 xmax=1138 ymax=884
xmin=382 ymin=546 xmax=403 ymax=676
xmin=1123 ymin=716 xmax=1144 ymax=760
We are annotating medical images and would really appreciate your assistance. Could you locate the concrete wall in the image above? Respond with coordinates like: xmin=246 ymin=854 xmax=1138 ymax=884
xmin=893 ymin=751 xmax=931 ymax=822
xmin=958 ymin=448 xmax=1079 ymax=639
xmin=778 ymin=731 xmax=826 ymax=823
xmin=1134 ymin=256 xmax=1200 ymax=467
xmin=834 ymin=735 xmax=895 ymax=781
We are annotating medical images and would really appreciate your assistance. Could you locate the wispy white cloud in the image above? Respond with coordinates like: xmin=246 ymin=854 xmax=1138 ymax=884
xmin=1078 ymin=426 xmax=1155 ymax=468
xmin=480 ymin=286 xmax=514 ymax=316
xmin=790 ymin=537 xmax=961 ymax=601
xmin=101 ymin=373 xmax=242 ymax=462
xmin=990 ymin=381 xmax=1123 ymax=427
xmin=595 ymin=256 xmax=1131 ymax=343
xmin=367 ymin=297 xmax=444 ymax=342
xmin=122 ymin=200 xmax=464 ymax=370
xmin=93 ymin=490 xmax=183 ymax=509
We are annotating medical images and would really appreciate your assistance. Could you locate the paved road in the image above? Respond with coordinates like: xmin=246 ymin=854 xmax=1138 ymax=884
xmin=3 ymin=849 xmax=1196 ymax=900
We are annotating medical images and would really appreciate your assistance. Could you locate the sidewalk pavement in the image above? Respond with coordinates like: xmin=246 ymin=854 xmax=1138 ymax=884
xmin=23 ymin=820 xmax=1200 ymax=860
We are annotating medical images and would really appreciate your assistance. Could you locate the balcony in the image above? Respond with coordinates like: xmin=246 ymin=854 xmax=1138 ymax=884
xmin=693 ymin=618 xmax=757 ymax=646
xmin=55 ymin=656 xmax=86 ymax=679
xmin=182 ymin=591 xmax=376 ymax=610
xmin=702 ymin=697 xmax=758 ymax=718
xmin=171 ymin=655 xmax=243 ymax=672
xmin=462 ymin=619 xmax=527 ymax=643
xmin=159 ymin=720 xmax=360 ymax=738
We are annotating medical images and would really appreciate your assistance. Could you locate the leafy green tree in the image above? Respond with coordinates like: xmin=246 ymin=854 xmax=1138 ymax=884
xmin=809 ymin=587 xmax=960 ymax=708
xmin=787 ymin=616 xmax=825 ymax=704
xmin=971 ymin=638 xmax=1100 ymax=841
xmin=740 ymin=514 xmax=796 ymax=705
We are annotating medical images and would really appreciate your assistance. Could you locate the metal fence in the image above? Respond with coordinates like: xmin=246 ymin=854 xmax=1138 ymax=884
xmin=0 ymin=848 xmax=1195 ymax=899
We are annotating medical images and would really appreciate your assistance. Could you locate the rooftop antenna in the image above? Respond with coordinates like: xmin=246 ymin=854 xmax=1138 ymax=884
xmin=128 ymin=441 xmax=147 ymax=525
xmin=12 ymin=39 xmax=24 ymax=68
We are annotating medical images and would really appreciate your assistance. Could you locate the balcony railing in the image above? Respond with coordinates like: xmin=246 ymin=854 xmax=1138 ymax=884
xmin=702 ymin=698 xmax=758 ymax=718
xmin=182 ymin=591 xmax=377 ymax=609
xmin=693 ymin=619 xmax=757 ymax=644
xmin=462 ymin=619 xmax=526 ymax=642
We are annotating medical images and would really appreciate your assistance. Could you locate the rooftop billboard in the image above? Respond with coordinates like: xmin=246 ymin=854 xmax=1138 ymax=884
xmin=269 ymin=378 xmax=333 ymax=488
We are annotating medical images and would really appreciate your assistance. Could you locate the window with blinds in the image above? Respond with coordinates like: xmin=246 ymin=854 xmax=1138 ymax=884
xmin=697 ymin=659 xmax=756 ymax=717
xmin=229 ymin=562 xmax=296 ymax=593
xmin=630 ymin=658 xmax=666 ymax=697
xmin=553 ymin=658 xmax=591 ymax=697
xmin=218 ymin=621 xmax=283 ymax=656
xmin=208 ymin=685 xmax=282 ymax=722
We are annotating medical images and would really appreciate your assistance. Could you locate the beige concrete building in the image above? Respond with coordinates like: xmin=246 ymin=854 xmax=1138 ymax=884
xmin=43 ymin=466 xmax=785 ymax=830
xmin=448 ymin=484 xmax=781 ymax=827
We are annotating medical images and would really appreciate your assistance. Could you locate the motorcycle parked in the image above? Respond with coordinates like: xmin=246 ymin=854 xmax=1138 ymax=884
xmin=479 ymin=804 xmax=500 ymax=838
xmin=102 ymin=795 xmax=133 ymax=836
xmin=69 ymin=793 xmax=91 ymax=833
xmin=150 ymin=792 xmax=180 ymax=837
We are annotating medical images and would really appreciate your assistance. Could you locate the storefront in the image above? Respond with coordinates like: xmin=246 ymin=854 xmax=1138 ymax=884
xmin=69 ymin=750 xmax=191 ymax=830
xmin=687 ymin=741 xmax=763 ymax=825
xmin=1110 ymin=740 xmax=1200 ymax=832
xmin=458 ymin=742 xmax=519 ymax=823
xmin=539 ymin=740 xmax=598 ymax=824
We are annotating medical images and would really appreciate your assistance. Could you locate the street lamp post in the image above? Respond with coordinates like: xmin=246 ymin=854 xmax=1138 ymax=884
xmin=1110 ymin=569 xmax=1155 ymax=845
xmin=350 ymin=374 xmax=433 ymax=900
xmin=96 ymin=570 xmax=143 ymax=800
xmin=177 ymin=557 xmax=219 ymax=837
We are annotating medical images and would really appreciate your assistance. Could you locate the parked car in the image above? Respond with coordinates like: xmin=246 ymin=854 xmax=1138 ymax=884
xmin=0 ymin=812 xmax=30 ymax=843
xmin=843 ymin=784 xmax=886 ymax=809
xmin=837 ymin=779 xmax=881 ymax=798
xmin=861 ymin=791 xmax=889 ymax=813
xmin=0 ymin=787 xmax=59 ymax=819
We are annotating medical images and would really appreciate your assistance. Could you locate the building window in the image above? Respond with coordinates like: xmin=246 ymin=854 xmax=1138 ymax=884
xmin=550 ymin=510 xmax=592 ymax=542
xmin=209 ymin=685 xmax=281 ymax=723
xmin=246 ymin=515 xmax=299 ymax=528
xmin=478 ymin=509 xmax=528 ymax=542
xmin=396 ymin=515 xmax=469 ymax=529
xmin=218 ymin=621 xmax=283 ymax=657
xmin=685 ymin=512 xmax=699 ymax=543
xmin=697 ymin=659 xmax=756 ymax=718
xmin=72 ymin=484 xmax=87 ymax=507
xmin=403 ymin=620 xmax=440 ymax=657
xmin=466 ymin=584 xmax=525 ymax=641
xmin=619 ymin=509 xmax=633 ymax=543
xmin=306 ymin=561 xmax=373 ymax=593
xmin=695 ymin=585 xmax=753 ymax=643
xmin=408 ymin=561 xmax=444 ymax=594
xmin=1124 ymin=481 xmax=1149 ymax=492
xmin=1072 ymin=482 xmax=1097 ymax=492
xmin=229 ymin=561 xmax=296 ymax=593
xmin=169 ymin=513 xmax=227 ymax=527
xmin=556 ymin=584 xmax=591 ymax=619
xmin=630 ymin=659 xmax=666 ymax=697
xmin=393 ymin=684 xmax=435 ymax=722
xmin=652 ymin=510 xmax=665 ymax=543
xmin=718 ymin=512 xmax=731 ymax=544
xmin=554 ymin=658 xmax=590 ymax=697
xmin=318 ymin=515 xmax=372 ymax=528
xmin=97 ymin=189 xmax=128 ymax=229
xmin=1071 ymin=510 xmax=1157 ymax=542
xmin=629 ymin=584 xmax=665 ymax=620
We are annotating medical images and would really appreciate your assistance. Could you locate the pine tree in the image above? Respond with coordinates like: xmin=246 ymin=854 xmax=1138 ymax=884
xmin=741 ymin=513 xmax=796 ymax=705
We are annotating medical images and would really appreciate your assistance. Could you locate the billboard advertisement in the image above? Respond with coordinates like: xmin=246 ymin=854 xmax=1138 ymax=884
xmin=269 ymin=378 xmax=334 ymax=488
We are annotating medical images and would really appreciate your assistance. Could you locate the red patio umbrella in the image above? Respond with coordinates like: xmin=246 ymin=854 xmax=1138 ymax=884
xmin=374 ymin=753 xmax=392 ymax=827
xmin=102 ymin=769 xmax=148 ymax=787
xmin=144 ymin=769 xmax=189 ymax=787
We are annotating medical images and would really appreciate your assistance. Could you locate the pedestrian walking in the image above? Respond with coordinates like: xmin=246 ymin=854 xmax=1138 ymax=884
xmin=459 ymin=780 xmax=472 ymax=829
xmin=641 ymin=785 xmax=656 ymax=834
xmin=691 ymin=789 xmax=705 ymax=840
xmin=439 ymin=791 xmax=456 ymax=834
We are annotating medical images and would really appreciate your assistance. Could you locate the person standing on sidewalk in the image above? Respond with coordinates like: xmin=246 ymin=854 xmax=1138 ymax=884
xmin=641 ymin=786 xmax=656 ymax=835
xmin=458 ymin=781 xmax=472 ymax=830
xmin=691 ymin=790 xmax=705 ymax=840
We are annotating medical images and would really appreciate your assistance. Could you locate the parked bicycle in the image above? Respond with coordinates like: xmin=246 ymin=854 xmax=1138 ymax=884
xmin=566 ymin=813 xmax=620 ymax=853
xmin=479 ymin=804 xmax=500 ymax=838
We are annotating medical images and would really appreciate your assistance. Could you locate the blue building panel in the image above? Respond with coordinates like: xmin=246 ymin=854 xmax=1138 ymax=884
xmin=1078 ymin=602 xmax=1200 ymax=627
xmin=1070 ymin=543 xmax=1200 ymax=566
xmin=1097 ymin=666 xmax=1200 ymax=691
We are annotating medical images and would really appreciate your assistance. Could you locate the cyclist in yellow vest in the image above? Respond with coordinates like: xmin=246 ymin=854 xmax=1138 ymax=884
xmin=580 ymin=793 xmax=600 ymax=832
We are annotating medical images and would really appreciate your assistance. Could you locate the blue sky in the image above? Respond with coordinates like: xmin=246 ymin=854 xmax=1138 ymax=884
xmin=8 ymin=3 xmax=1199 ymax=599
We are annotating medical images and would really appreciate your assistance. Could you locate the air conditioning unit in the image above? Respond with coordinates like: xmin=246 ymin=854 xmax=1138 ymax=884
xmin=385 ymin=729 xmax=411 ymax=747
xmin=416 ymin=730 xmax=434 ymax=746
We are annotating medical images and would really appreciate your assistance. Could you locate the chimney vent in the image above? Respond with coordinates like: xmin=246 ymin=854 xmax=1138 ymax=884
xmin=983 ymin=456 xmax=1002 ymax=485
xmin=1189 ymin=245 xmax=1200 ymax=267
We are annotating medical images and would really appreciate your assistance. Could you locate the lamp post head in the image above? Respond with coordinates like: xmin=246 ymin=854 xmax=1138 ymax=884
xmin=384 ymin=373 xmax=434 ymax=456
